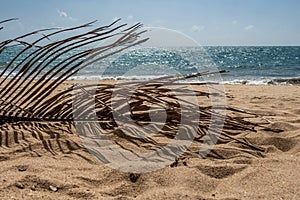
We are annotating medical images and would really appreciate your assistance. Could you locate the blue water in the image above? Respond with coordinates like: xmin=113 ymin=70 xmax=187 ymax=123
xmin=1 ymin=46 xmax=300 ymax=84
xmin=206 ymin=46 xmax=300 ymax=84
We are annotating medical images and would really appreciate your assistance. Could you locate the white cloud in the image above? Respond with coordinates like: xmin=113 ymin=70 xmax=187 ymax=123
xmin=244 ymin=25 xmax=254 ymax=30
xmin=191 ymin=25 xmax=204 ymax=32
xmin=57 ymin=9 xmax=68 ymax=18
xmin=57 ymin=9 xmax=76 ymax=21
xmin=232 ymin=20 xmax=238 ymax=25
xmin=127 ymin=15 xmax=133 ymax=20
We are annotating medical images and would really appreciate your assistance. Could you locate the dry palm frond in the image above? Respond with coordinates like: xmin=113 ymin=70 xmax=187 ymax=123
xmin=0 ymin=19 xmax=273 ymax=159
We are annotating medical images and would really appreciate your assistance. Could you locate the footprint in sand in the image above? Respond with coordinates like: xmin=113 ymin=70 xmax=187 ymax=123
xmin=196 ymin=165 xmax=247 ymax=179
xmin=258 ymin=137 xmax=297 ymax=152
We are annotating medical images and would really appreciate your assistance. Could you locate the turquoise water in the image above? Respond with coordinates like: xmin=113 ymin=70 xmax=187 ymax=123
xmin=1 ymin=46 xmax=300 ymax=84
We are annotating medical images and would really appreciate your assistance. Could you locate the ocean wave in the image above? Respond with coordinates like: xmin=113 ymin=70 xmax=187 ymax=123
xmin=267 ymin=77 xmax=300 ymax=85
xmin=69 ymin=75 xmax=300 ymax=85
xmin=69 ymin=75 xmax=170 ymax=81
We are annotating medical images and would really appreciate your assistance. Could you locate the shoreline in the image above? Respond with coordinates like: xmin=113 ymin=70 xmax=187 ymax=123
xmin=68 ymin=77 xmax=300 ymax=86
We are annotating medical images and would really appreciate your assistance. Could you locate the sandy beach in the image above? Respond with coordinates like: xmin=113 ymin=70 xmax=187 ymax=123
xmin=1 ymin=0 xmax=300 ymax=199
xmin=0 ymin=82 xmax=299 ymax=200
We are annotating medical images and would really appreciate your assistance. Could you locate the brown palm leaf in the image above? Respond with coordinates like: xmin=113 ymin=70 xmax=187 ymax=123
xmin=0 ymin=19 xmax=273 ymax=160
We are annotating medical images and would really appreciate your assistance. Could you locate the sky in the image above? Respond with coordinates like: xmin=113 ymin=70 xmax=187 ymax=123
xmin=0 ymin=0 xmax=300 ymax=46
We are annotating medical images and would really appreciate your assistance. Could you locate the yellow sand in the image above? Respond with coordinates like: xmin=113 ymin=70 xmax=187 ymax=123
xmin=0 ymin=83 xmax=299 ymax=199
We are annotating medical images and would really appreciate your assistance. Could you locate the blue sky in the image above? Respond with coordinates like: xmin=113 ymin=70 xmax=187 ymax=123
xmin=1 ymin=0 xmax=299 ymax=46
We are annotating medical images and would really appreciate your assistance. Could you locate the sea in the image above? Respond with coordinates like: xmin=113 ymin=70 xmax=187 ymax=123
xmin=1 ymin=46 xmax=300 ymax=85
